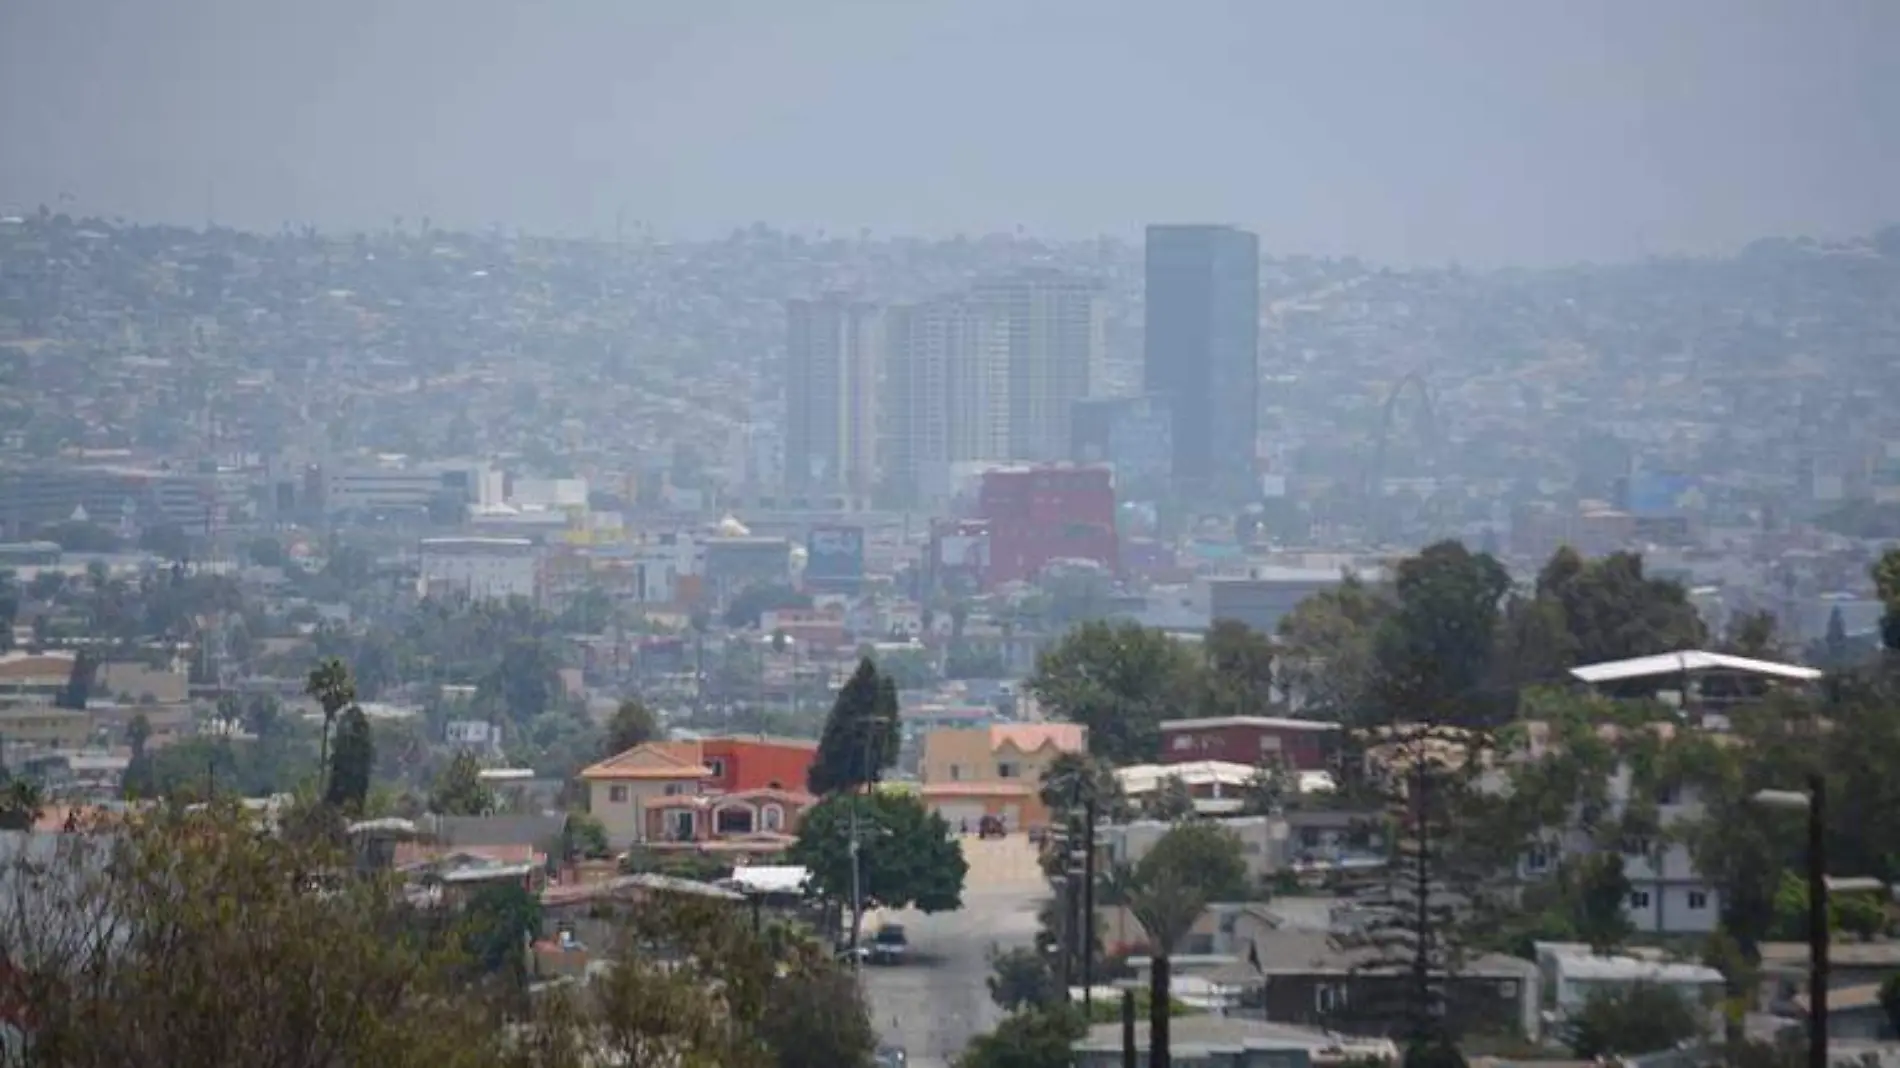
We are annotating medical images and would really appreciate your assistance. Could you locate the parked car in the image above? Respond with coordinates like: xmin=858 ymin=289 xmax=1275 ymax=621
xmin=875 ymin=1047 xmax=908 ymax=1068
xmin=868 ymin=923 xmax=909 ymax=965
xmin=977 ymin=814 xmax=1007 ymax=838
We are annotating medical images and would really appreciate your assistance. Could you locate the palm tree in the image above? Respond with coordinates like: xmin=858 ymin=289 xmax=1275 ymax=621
xmin=1126 ymin=864 xmax=1208 ymax=1068
xmin=305 ymin=658 xmax=356 ymax=797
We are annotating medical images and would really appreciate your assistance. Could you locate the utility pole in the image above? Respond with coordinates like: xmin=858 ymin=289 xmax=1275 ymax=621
xmin=1121 ymin=987 xmax=1138 ymax=1068
xmin=1082 ymin=793 xmax=1098 ymax=1015
xmin=848 ymin=712 xmax=887 ymax=973
xmin=1808 ymin=771 xmax=1828 ymax=1068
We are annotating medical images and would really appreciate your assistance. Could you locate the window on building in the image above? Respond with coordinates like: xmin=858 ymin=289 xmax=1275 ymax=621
xmin=997 ymin=762 xmax=1020 ymax=779
xmin=949 ymin=764 xmax=962 ymax=781
xmin=1315 ymin=983 xmax=1350 ymax=1014
xmin=664 ymin=782 xmax=690 ymax=796
xmin=1525 ymin=846 xmax=1551 ymax=874
xmin=1258 ymin=735 xmax=1281 ymax=753
xmin=1218 ymin=911 xmax=1239 ymax=934
xmin=1687 ymin=890 xmax=1709 ymax=910
xmin=1620 ymin=836 xmax=1652 ymax=858
xmin=1171 ymin=735 xmax=1195 ymax=752
xmin=609 ymin=785 xmax=628 ymax=804
xmin=1655 ymin=781 xmax=1680 ymax=805
xmin=762 ymin=805 xmax=784 ymax=832
xmin=1183 ymin=933 xmax=1214 ymax=956
xmin=1629 ymin=890 xmax=1652 ymax=909
xmin=707 ymin=758 xmax=727 ymax=780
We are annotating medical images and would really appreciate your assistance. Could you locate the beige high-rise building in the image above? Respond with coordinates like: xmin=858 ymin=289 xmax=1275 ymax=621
xmin=784 ymin=296 xmax=883 ymax=497
xmin=972 ymin=270 xmax=1106 ymax=463
xmin=885 ymin=297 xmax=1012 ymax=505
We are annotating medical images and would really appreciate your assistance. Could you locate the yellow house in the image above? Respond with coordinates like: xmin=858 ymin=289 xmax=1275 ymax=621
xmin=577 ymin=742 xmax=712 ymax=848
xmin=918 ymin=723 xmax=1087 ymax=832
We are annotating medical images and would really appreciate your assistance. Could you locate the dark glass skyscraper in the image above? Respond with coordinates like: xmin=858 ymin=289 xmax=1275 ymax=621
xmin=1143 ymin=224 xmax=1260 ymax=492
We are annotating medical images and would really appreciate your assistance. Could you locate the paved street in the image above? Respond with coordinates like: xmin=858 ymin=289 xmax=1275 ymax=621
xmin=863 ymin=835 xmax=1047 ymax=1067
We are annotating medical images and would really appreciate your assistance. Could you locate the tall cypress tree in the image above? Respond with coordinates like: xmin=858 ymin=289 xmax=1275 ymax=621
xmin=808 ymin=658 xmax=898 ymax=795
xmin=325 ymin=705 xmax=375 ymax=812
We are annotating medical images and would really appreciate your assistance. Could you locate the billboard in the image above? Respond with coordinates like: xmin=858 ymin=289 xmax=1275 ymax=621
xmin=805 ymin=524 xmax=866 ymax=590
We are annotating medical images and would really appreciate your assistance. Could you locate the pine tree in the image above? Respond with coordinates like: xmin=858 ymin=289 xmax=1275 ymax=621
xmin=808 ymin=659 xmax=898 ymax=795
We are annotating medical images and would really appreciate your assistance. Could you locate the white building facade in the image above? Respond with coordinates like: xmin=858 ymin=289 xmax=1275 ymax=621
xmin=418 ymin=537 xmax=539 ymax=602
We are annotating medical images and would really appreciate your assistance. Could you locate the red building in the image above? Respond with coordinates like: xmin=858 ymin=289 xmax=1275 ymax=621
xmin=1157 ymin=715 xmax=1342 ymax=772
xmin=973 ymin=465 xmax=1117 ymax=589
xmin=697 ymin=736 xmax=820 ymax=795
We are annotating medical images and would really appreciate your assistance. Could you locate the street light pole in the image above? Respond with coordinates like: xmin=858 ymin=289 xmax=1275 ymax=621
xmin=1754 ymin=776 xmax=1829 ymax=1068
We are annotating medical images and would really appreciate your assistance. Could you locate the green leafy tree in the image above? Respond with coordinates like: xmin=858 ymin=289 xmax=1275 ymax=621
xmin=1141 ymin=775 xmax=1197 ymax=821
xmin=808 ymin=659 xmax=899 ymax=795
xmin=1275 ymin=572 xmax=1390 ymax=720
xmin=1877 ymin=548 xmax=1900 ymax=652
xmin=477 ymin=637 xmax=563 ymax=723
xmin=564 ymin=812 xmax=611 ymax=860
xmin=1537 ymin=548 xmax=1707 ymax=666
xmin=0 ymin=802 xmax=501 ymax=1068
xmin=1722 ymin=610 xmax=1784 ymax=659
xmin=1880 ymin=973 xmax=1900 ymax=1038
xmin=1198 ymin=618 xmax=1277 ymax=718
xmin=461 ymin=880 xmax=542 ymax=986
xmin=956 ymin=1004 xmax=1087 ymax=1068
xmin=1142 ymin=819 xmax=1254 ymax=902
xmin=987 ymin=946 xmax=1063 ymax=1012
xmin=1370 ymin=540 xmax=1511 ymax=727
xmin=757 ymin=959 xmax=881 ymax=1068
xmin=602 ymin=697 xmax=660 ymax=758
xmin=1564 ymin=982 xmax=1703 ymax=1059
xmin=583 ymin=892 xmax=875 ymax=1068
xmin=1573 ymin=852 xmax=1635 ymax=954
xmin=430 ymin=749 xmax=495 ymax=816
xmin=1490 ymin=591 xmax=1579 ymax=694
xmin=1029 ymin=621 xmax=1200 ymax=764
xmin=324 ymin=704 xmax=375 ymax=812
xmin=0 ymin=778 xmax=43 ymax=831
xmin=789 ymin=790 xmax=967 ymax=946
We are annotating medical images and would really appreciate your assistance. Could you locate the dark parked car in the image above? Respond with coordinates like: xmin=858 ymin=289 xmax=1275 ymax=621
xmin=868 ymin=923 xmax=909 ymax=965
xmin=977 ymin=814 xmax=1007 ymax=838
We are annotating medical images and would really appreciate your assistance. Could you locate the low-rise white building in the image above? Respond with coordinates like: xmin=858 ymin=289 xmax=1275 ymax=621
xmin=1535 ymin=942 xmax=1725 ymax=1025
xmin=418 ymin=537 xmax=539 ymax=602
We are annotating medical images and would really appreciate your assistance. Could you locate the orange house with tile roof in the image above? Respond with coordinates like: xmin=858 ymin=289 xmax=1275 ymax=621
xmin=579 ymin=736 xmax=821 ymax=848
xmin=917 ymin=723 xmax=1087 ymax=832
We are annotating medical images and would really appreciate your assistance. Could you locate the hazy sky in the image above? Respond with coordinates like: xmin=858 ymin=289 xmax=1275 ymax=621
xmin=3 ymin=0 xmax=1897 ymax=265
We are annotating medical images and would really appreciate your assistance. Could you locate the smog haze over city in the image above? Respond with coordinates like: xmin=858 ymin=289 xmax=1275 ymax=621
xmin=5 ymin=4 xmax=1900 ymax=1068
xmin=5 ymin=0 xmax=1899 ymax=263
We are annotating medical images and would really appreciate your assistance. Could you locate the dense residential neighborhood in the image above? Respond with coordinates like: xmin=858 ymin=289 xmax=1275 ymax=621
xmin=1 ymin=181 xmax=1899 ymax=1068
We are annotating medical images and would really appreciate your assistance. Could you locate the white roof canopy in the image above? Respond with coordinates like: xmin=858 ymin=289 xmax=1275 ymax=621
xmin=1569 ymin=650 xmax=1821 ymax=685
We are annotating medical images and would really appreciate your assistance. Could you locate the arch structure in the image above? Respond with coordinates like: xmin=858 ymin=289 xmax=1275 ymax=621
xmin=1364 ymin=372 xmax=1443 ymax=533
